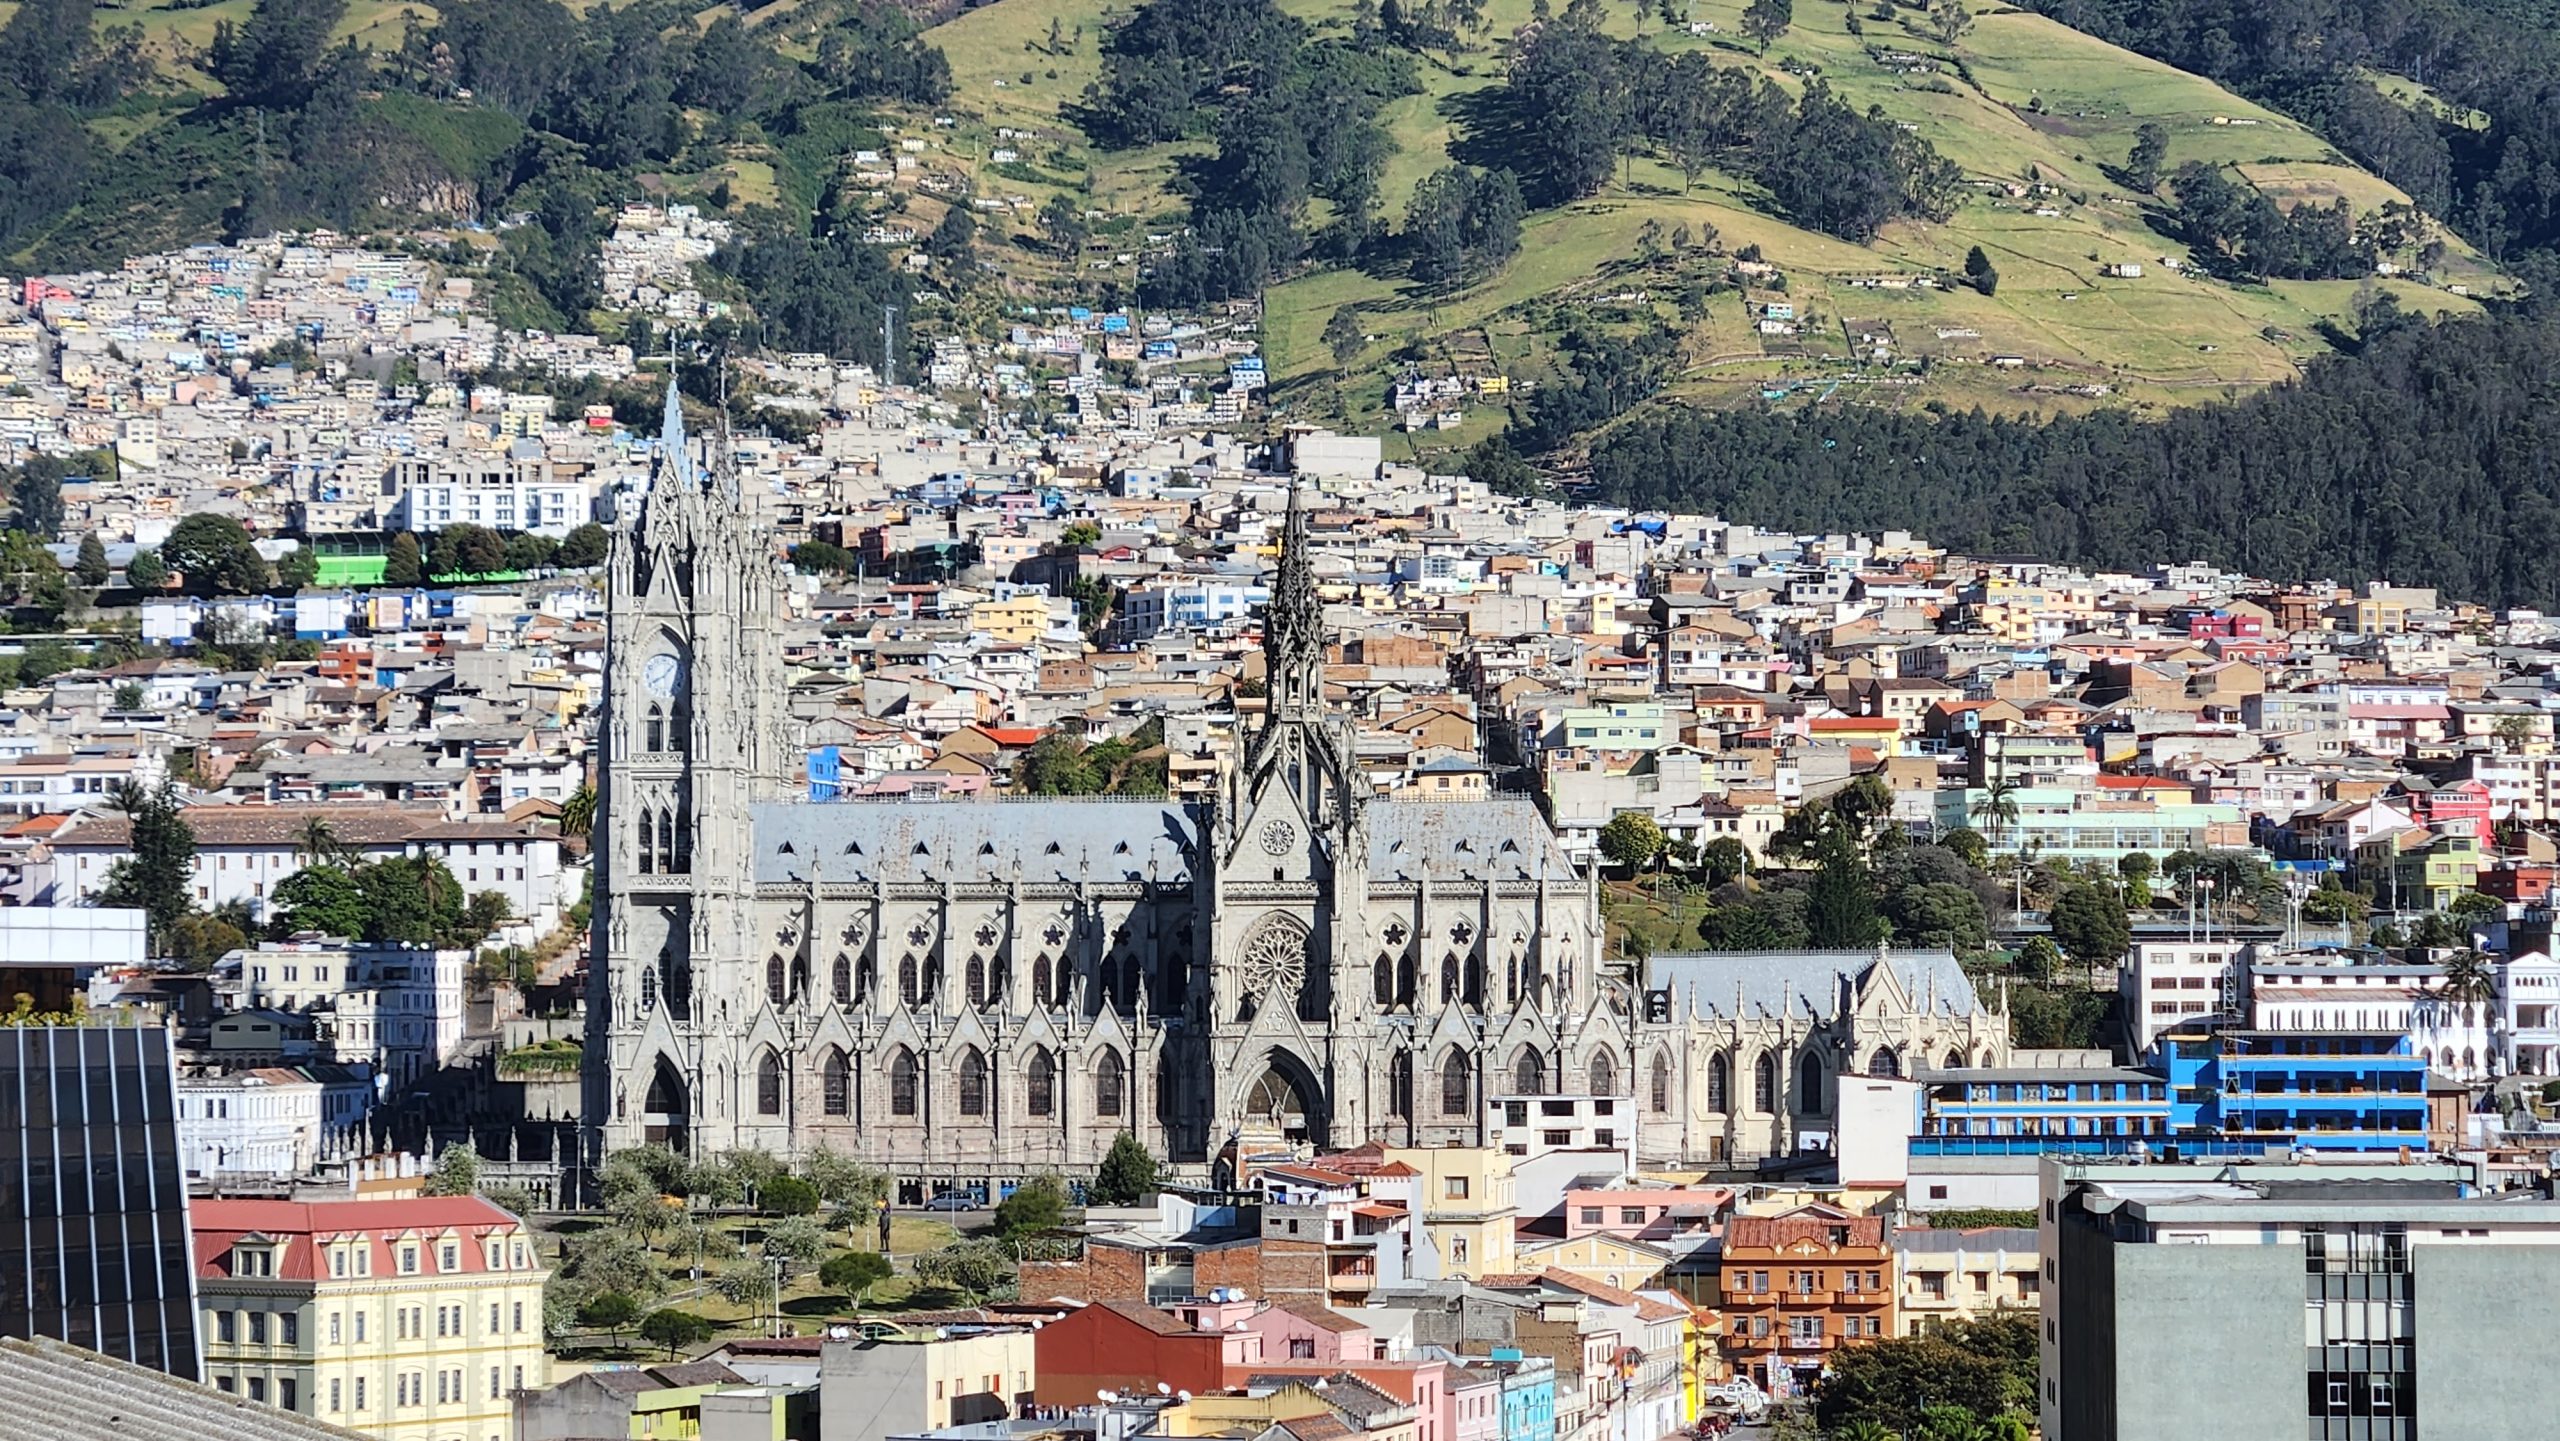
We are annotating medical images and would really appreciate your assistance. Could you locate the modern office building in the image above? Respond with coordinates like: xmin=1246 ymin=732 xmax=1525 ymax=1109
xmin=2036 ymin=1157 xmax=2560 ymax=1441
xmin=2161 ymin=1030 xmax=2432 ymax=1152
xmin=0 ymin=1022 xmax=200 ymax=1379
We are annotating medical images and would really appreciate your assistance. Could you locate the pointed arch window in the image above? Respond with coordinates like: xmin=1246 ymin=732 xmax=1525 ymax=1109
xmin=832 ymin=955 xmax=853 ymax=1006
xmin=1752 ymin=1051 xmax=1777 ymax=1113
xmin=1709 ymin=1052 xmax=1731 ymax=1112
xmin=645 ymin=704 xmax=665 ymax=753
xmin=1440 ymin=955 xmax=1459 ymax=1004
xmin=638 ymin=807 xmax=657 ymax=874
xmin=966 ymin=956 xmax=987 ymax=1009
xmin=1798 ymin=1053 xmax=1824 ymax=1113
xmin=755 ymin=1050 xmax=783 ymax=1116
xmin=958 ymin=1049 xmax=988 ymax=1117
xmin=1032 ymin=956 xmax=1053 ymax=1009
xmin=1028 ymin=1050 xmax=1056 ymax=1117
xmin=1374 ymin=956 xmax=1394 ymax=1008
xmin=1650 ymin=1054 xmax=1670 ymax=1113
xmin=1514 ymin=1051 xmax=1543 ymax=1096
xmin=889 ymin=1049 xmax=919 ymax=1117
xmin=1869 ymin=1048 xmax=1901 ymax=1080
xmin=1942 ymin=1050 xmax=1965 ymax=1072
xmin=1095 ymin=1051 xmax=1126 ymax=1118
xmin=898 ymin=956 xmax=919 ymax=1008
xmin=1396 ymin=955 xmax=1415 ymax=1006
xmin=1590 ymin=1051 xmax=1617 ymax=1097
xmin=1389 ymin=1052 xmax=1413 ymax=1119
xmin=822 ymin=1048 xmax=850 ymax=1117
xmin=766 ymin=957 xmax=787 ymax=1007
xmin=639 ymin=963 xmax=658 ymax=1013
xmin=1440 ymin=1052 xmax=1471 ymax=1116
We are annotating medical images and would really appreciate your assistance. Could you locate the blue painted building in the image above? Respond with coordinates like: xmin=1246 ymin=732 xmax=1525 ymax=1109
xmin=2164 ymin=1030 xmax=2430 ymax=1152
xmin=1914 ymin=1068 xmax=2172 ymax=1143
xmin=807 ymin=745 xmax=844 ymax=801
xmin=1486 ymin=1349 xmax=1556 ymax=1441
xmin=1906 ymin=1035 xmax=2431 ymax=1159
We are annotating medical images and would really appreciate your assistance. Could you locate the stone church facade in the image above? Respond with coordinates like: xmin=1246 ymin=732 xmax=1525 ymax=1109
xmin=583 ymin=386 xmax=2009 ymax=1187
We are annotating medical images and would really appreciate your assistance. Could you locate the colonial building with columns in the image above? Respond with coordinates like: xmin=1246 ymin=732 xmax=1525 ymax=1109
xmin=584 ymin=385 xmax=2010 ymax=1189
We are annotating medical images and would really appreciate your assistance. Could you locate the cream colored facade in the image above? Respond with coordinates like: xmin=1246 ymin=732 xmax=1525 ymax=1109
xmin=918 ymin=1330 xmax=1037 ymax=1431
xmin=1384 ymin=1146 xmax=1518 ymax=1279
xmin=196 ymin=1197 xmax=552 ymax=1441
xmin=1891 ymin=1226 xmax=2039 ymax=1335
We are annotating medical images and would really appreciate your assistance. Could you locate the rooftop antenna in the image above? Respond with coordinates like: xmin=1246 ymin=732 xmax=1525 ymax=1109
xmin=882 ymin=303 xmax=900 ymax=388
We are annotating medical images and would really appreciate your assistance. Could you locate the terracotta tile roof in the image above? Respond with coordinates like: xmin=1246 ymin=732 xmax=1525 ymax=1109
xmin=1099 ymin=1299 xmax=1208 ymax=1336
xmin=193 ymin=1196 xmax=533 ymax=1282
xmin=1276 ymin=1300 xmax=1369 ymax=1333
xmin=1722 ymin=1213 xmax=1886 ymax=1251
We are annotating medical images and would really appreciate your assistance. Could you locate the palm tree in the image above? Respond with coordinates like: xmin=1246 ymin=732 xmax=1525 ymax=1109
xmin=559 ymin=782 xmax=597 ymax=839
xmin=2436 ymin=947 xmax=2496 ymax=1017
xmin=1968 ymin=776 xmax=2021 ymax=851
xmin=1833 ymin=1423 xmax=1902 ymax=1441
xmin=295 ymin=816 xmax=347 ymax=869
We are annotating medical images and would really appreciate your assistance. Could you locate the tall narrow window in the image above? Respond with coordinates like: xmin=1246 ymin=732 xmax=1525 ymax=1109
xmin=1028 ymin=1050 xmax=1056 ymax=1116
xmin=1754 ymin=1052 xmax=1778 ymax=1113
xmin=890 ymin=1049 xmax=918 ymax=1117
xmin=832 ymin=955 xmax=852 ymax=1005
xmin=1440 ymin=1053 xmax=1471 ymax=1116
xmin=1440 ymin=956 xmax=1459 ymax=1003
xmin=755 ymin=1050 xmax=782 ymax=1116
xmin=766 ymin=957 xmax=787 ymax=1007
xmin=1374 ymin=956 xmax=1393 ymax=1008
xmin=1590 ymin=1052 xmax=1617 ymax=1097
xmin=1650 ymin=1054 xmax=1670 ymax=1113
xmin=638 ymin=808 xmax=657 ymax=874
xmin=958 ymin=1049 xmax=988 ymax=1117
xmin=644 ymin=704 xmax=664 ymax=752
xmin=1095 ymin=1050 xmax=1125 ymax=1117
xmin=1514 ymin=1052 xmax=1542 ymax=1096
xmin=1389 ymin=1052 xmax=1412 ymax=1118
xmin=1033 ymin=956 xmax=1052 ymax=1008
xmin=822 ymin=1048 xmax=850 ymax=1116
xmin=639 ymin=964 xmax=657 ymax=1013
xmin=899 ymin=956 xmax=919 ymax=1007
xmin=1709 ymin=1052 xmax=1731 ymax=1111
xmin=966 ymin=956 xmax=987 ymax=1009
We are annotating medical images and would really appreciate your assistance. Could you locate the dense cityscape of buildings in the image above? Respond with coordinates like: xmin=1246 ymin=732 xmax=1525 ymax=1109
xmin=7 ymin=230 xmax=2560 ymax=1439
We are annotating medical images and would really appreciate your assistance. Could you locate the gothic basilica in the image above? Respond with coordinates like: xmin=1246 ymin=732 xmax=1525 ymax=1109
xmin=584 ymin=385 xmax=2007 ymax=1186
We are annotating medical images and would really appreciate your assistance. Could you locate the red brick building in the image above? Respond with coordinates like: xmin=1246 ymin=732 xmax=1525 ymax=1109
xmin=1031 ymin=1300 xmax=1260 ymax=1408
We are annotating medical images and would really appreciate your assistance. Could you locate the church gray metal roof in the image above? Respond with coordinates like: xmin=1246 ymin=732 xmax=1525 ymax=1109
xmin=749 ymin=795 xmax=1581 ymax=886
xmin=1643 ymin=948 xmax=1983 ymax=1019
xmin=754 ymin=799 xmax=1205 ymax=885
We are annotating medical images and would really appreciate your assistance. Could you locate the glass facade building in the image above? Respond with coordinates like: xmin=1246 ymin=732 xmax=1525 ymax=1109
xmin=0 ymin=1024 xmax=200 ymax=1378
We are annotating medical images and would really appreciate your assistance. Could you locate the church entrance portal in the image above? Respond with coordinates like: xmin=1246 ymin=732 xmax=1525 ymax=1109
xmin=1241 ymin=1053 xmax=1329 ymax=1147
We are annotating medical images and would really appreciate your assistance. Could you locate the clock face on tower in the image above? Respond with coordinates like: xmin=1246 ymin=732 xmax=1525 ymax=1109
xmin=642 ymin=653 xmax=683 ymax=699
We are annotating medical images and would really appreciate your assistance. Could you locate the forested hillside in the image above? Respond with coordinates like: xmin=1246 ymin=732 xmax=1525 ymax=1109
xmin=1586 ymin=299 xmax=2560 ymax=608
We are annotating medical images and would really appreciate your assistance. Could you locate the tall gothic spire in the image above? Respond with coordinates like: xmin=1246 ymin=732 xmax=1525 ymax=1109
xmin=1262 ymin=482 xmax=1324 ymax=723
xmin=653 ymin=373 xmax=694 ymax=492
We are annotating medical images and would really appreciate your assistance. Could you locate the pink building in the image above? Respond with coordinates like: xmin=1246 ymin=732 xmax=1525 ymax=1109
xmin=1250 ymin=1358 xmax=1449 ymax=1441
xmin=1237 ymin=1300 xmax=1378 ymax=1364
xmin=1560 ymin=1186 xmax=1733 ymax=1244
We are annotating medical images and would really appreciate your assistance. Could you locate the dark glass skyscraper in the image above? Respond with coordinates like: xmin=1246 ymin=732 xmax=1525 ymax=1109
xmin=0 ymin=1023 xmax=200 ymax=1379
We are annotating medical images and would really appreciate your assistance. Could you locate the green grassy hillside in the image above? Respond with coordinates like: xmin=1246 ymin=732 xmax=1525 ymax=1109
xmin=927 ymin=0 xmax=2499 ymax=439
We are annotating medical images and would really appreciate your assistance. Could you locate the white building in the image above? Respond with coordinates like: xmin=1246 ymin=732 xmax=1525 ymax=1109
xmin=222 ymin=940 xmax=471 ymax=1084
xmin=2247 ymin=951 xmax=2496 ymax=1079
xmin=2122 ymin=938 xmax=2252 ymax=1054
xmin=2495 ymin=950 xmax=2560 ymax=1076
xmin=32 ymin=805 xmax=582 ymax=933
xmin=175 ymin=1067 xmax=372 ymax=1180
xmin=389 ymin=448 xmax=590 ymax=537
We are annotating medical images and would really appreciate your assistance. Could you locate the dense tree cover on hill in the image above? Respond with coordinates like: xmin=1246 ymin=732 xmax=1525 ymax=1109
xmin=1463 ymin=6 xmax=1962 ymax=239
xmin=1586 ymin=298 xmax=2560 ymax=609
xmin=2169 ymin=163 xmax=2374 ymax=279
xmin=2026 ymin=0 xmax=2560 ymax=263
xmin=1102 ymin=0 xmax=1422 ymax=307
xmin=0 ymin=0 xmax=941 ymax=349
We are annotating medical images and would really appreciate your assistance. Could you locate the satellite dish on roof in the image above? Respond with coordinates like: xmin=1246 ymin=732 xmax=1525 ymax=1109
xmin=1158 ymin=1383 xmax=1173 ymax=1396
xmin=1099 ymin=1390 xmax=1119 ymax=1403
xmin=1178 ymin=1391 xmax=1193 ymax=1403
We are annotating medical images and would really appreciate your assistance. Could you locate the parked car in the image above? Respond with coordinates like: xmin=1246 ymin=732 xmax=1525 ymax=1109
xmin=923 ymin=1190 xmax=979 ymax=1211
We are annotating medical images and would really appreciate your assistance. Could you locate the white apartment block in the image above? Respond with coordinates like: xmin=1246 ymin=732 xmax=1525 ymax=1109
xmin=226 ymin=940 xmax=469 ymax=1085
xmin=388 ymin=451 xmax=588 ymax=537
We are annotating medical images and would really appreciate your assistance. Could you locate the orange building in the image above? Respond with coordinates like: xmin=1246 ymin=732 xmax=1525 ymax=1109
xmin=1717 ymin=1205 xmax=1896 ymax=1395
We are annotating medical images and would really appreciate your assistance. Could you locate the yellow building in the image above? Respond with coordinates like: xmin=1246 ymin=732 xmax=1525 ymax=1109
xmin=1153 ymin=1377 xmax=1419 ymax=1441
xmin=815 ymin=1327 xmax=1038 ymax=1433
xmin=1890 ymin=1225 xmax=2039 ymax=1335
xmin=1513 ymin=1231 xmax=1675 ymax=1293
xmin=969 ymin=594 xmax=1053 ymax=645
xmin=1382 ymin=1147 xmax=1517 ymax=1279
xmin=195 ymin=1195 xmax=552 ymax=1441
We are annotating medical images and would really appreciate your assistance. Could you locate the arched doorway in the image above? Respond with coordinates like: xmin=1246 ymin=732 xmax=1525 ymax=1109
xmin=1240 ymin=1050 xmax=1330 ymax=1147
xmin=642 ymin=1055 xmax=689 ymax=1153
